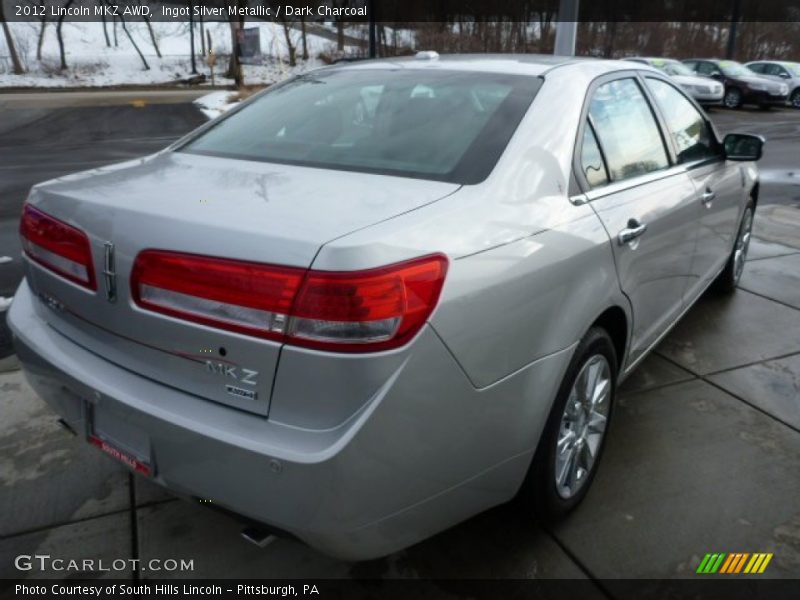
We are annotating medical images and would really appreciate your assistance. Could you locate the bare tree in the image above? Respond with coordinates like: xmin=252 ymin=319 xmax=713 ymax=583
xmin=140 ymin=0 xmax=162 ymax=58
xmin=29 ymin=0 xmax=49 ymax=61
xmin=118 ymin=13 xmax=150 ymax=70
xmin=56 ymin=0 xmax=75 ymax=70
xmin=100 ymin=3 xmax=111 ymax=48
xmin=0 ymin=1 xmax=26 ymax=74
xmin=300 ymin=16 xmax=309 ymax=60
xmin=278 ymin=15 xmax=297 ymax=66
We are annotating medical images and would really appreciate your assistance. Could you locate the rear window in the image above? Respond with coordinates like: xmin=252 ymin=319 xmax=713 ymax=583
xmin=179 ymin=69 xmax=541 ymax=184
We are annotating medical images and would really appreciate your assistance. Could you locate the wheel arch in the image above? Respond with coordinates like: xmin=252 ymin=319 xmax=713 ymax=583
xmin=590 ymin=306 xmax=628 ymax=374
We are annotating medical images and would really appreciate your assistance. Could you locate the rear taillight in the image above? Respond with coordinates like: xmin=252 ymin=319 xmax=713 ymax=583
xmin=131 ymin=251 xmax=448 ymax=352
xmin=20 ymin=204 xmax=96 ymax=290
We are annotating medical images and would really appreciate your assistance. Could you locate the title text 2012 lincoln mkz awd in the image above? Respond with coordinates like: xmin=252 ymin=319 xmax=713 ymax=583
xmin=8 ymin=54 xmax=763 ymax=559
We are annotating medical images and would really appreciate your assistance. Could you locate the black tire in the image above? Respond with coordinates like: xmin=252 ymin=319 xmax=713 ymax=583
xmin=714 ymin=203 xmax=755 ymax=293
xmin=723 ymin=87 xmax=742 ymax=109
xmin=521 ymin=327 xmax=618 ymax=521
xmin=791 ymin=89 xmax=800 ymax=109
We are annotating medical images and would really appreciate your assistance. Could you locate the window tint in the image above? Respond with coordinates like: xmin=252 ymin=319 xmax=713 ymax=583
xmin=748 ymin=63 xmax=765 ymax=73
xmin=645 ymin=78 xmax=720 ymax=164
xmin=766 ymin=64 xmax=788 ymax=77
xmin=696 ymin=62 xmax=718 ymax=76
xmin=180 ymin=69 xmax=540 ymax=184
xmin=588 ymin=78 xmax=669 ymax=182
xmin=580 ymin=122 xmax=609 ymax=188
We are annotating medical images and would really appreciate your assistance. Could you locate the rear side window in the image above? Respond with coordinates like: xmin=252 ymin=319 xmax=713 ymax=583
xmin=765 ymin=64 xmax=788 ymax=77
xmin=695 ymin=62 xmax=718 ymax=76
xmin=645 ymin=78 xmax=721 ymax=164
xmin=588 ymin=78 xmax=669 ymax=182
xmin=580 ymin=123 xmax=609 ymax=188
xmin=180 ymin=69 xmax=540 ymax=184
xmin=748 ymin=63 xmax=765 ymax=74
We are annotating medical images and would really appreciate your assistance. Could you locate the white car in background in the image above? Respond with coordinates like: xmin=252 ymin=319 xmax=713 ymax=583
xmin=627 ymin=57 xmax=724 ymax=105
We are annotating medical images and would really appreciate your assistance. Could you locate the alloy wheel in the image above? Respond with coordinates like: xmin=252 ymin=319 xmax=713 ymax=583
xmin=792 ymin=91 xmax=800 ymax=109
xmin=733 ymin=208 xmax=754 ymax=284
xmin=724 ymin=89 xmax=741 ymax=109
xmin=554 ymin=354 xmax=611 ymax=500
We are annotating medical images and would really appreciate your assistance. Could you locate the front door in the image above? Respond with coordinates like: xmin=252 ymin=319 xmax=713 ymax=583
xmin=642 ymin=76 xmax=744 ymax=300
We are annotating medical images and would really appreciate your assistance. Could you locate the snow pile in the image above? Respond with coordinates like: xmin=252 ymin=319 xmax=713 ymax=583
xmin=194 ymin=90 xmax=238 ymax=119
xmin=0 ymin=20 xmax=345 ymax=88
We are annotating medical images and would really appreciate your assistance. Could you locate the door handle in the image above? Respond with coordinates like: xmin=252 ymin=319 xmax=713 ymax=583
xmin=701 ymin=189 xmax=715 ymax=208
xmin=618 ymin=219 xmax=648 ymax=246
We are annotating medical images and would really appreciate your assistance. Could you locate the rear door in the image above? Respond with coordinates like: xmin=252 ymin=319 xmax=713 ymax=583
xmin=642 ymin=76 xmax=743 ymax=299
xmin=575 ymin=74 xmax=699 ymax=366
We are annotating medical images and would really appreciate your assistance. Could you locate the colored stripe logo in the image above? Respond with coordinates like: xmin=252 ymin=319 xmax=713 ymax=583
xmin=696 ymin=552 xmax=773 ymax=574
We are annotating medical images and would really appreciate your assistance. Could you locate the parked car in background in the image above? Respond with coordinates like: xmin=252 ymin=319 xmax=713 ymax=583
xmin=745 ymin=61 xmax=800 ymax=109
xmin=682 ymin=58 xmax=789 ymax=108
xmin=9 ymin=55 xmax=764 ymax=560
xmin=627 ymin=57 xmax=724 ymax=105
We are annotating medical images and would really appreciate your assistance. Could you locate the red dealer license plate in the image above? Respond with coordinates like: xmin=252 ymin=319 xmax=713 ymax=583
xmin=88 ymin=434 xmax=153 ymax=477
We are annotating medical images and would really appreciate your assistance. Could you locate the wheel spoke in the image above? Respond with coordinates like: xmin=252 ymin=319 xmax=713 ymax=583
xmin=556 ymin=446 xmax=576 ymax=488
xmin=557 ymin=428 xmax=576 ymax=452
xmin=592 ymin=377 xmax=610 ymax=406
xmin=587 ymin=409 xmax=607 ymax=433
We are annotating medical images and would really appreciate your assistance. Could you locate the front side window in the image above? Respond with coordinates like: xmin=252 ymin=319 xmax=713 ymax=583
xmin=695 ymin=62 xmax=718 ymax=76
xmin=180 ymin=69 xmax=540 ymax=184
xmin=645 ymin=78 xmax=720 ymax=164
xmin=588 ymin=78 xmax=669 ymax=182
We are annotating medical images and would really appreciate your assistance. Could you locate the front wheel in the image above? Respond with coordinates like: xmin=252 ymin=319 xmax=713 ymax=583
xmin=522 ymin=327 xmax=617 ymax=520
xmin=791 ymin=89 xmax=800 ymax=109
xmin=714 ymin=203 xmax=754 ymax=293
xmin=724 ymin=87 xmax=743 ymax=109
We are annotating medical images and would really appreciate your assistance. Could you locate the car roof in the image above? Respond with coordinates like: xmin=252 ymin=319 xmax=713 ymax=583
xmin=329 ymin=53 xmax=651 ymax=78
xmin=630 ymin=57 xmax=681 ymax=63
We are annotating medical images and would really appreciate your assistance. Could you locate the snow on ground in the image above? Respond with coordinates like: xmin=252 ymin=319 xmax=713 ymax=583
xmin=193 ymin=90 xmax=238 ymax=120
xmin=0 ymin=20 xmax=347 ymax=88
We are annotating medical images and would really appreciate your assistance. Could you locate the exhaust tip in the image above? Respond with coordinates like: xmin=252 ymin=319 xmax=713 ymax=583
xmin=241 ymin=526 xmax=278 ymax=549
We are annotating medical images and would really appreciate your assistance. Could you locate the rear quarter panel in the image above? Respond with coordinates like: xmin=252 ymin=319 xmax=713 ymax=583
xmin=312 ymin=63 xmax=632 ymax=387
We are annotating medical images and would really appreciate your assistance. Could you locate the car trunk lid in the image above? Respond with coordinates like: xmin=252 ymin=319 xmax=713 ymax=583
xmin=23 ymin=151 xmax=459 ymax=415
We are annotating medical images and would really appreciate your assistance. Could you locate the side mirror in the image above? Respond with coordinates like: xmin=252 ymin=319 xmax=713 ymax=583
xmin=711 ymin=72 xmax=722 ymax=80
xmin=780 ymin=72 xmax=791 ymax=79
xmin=724 ymin=133 xmax=765 ymax=161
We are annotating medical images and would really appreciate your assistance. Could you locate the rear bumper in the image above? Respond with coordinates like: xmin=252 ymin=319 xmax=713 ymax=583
xmin=8 ymin=280 xmax=571 ymax=559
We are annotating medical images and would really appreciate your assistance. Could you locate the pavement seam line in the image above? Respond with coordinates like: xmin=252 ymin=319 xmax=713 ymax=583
xmin=746 ymin=251 xmax=800 ymax=262
xmin=736 ymin=285 xmax=800 ymax=312
xmin=541 ymin=528 xmax=618 ymax=599
xmin=700 ymin=349 xmax=800 ymax=376
xmin=654 ymin=351 xmax=800 ymax=435
xmin=0 ymin=498 xmax=177 ymax=542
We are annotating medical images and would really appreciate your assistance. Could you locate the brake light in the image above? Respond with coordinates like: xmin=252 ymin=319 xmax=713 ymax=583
xmin=131 ymin=251 xmax=448 ymax=352
xmin=20 ymin=204 xmax=96 ymax=290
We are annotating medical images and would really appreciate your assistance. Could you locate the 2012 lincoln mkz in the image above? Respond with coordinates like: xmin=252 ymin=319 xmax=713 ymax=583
xmin=8 ymin=54 xmax=763 ymax=559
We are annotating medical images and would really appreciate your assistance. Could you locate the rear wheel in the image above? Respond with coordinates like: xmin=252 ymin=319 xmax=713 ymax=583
xmin=724 ymin=87 xmax=742 ymax=109
xmin=523 ymin=327 xmax=617 ymax=520
xmin=791 ymin=89 xmax=800 ymax=109
xmin=714 ymin=203 xmax=754 ymax=293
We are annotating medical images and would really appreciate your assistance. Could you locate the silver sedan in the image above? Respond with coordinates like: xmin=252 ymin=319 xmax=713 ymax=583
xmin=8 ymin=53 xmax=763 ymax=560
